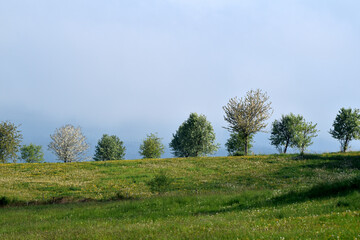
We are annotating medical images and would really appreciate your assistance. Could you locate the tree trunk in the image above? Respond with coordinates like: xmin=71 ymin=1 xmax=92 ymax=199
xmin=300 ymin=145 xmax=305 ymax=155
xmin=244 ymin=134 xmax=248 ymax=155
xmin=343 ymin=138 xmax=349 ymax=152
xmin=284 ymin=140 xmax=289 ymax=154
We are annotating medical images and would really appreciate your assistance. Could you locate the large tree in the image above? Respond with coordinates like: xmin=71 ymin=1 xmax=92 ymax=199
xmin=94 ymin=134 xmax=126 ymax=161
xmin=329 ymin=108 xmax=360 ymax=152
xmin=0 ymin=121 xmax=22 ymax=163
xmin=48 ymin=124 xmax=89 ymax=162
xmin=139 ymin=133 xmax=165 ymax=159
xmin=270 ymin=113 xmax=303 ymax=153
xmin=169 ymin=113 xmax=219 ymax=157
xmin=223 ymin=89 xmax=273 ymax=155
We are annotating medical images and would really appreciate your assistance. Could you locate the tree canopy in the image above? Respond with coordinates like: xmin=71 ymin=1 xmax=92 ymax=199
xmin=329 ymin=108 xmax=360 ymax=152
xmin=270 ymin=114 xmax=318 ymax=154
xmin=20 ymin=143 xmax=44 ymax=163
xmin=294 ymin=120 xmax=318 ymax=154
xmin=270 ymin=113 xmax=303 ymax=153
xmin=48 ymin=124 xmax=89 ymax=162
xmin=169 ymin=113 xmax=219 ymax=157
xmin=0 ymin=121 xmax=22 ymax=163
xmin=94 ymin=134 xmax=126 ymax=161
xmin=223 ymin=89 xmax=272 ymax=155
xmin=139 ymin=133 xmax=165 ymax=159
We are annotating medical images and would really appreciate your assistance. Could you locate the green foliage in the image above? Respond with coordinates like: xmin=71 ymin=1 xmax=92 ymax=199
xmin=20 ymin=144 xmax=44 ymax=163
xmin=329 ymin=108 xmax=360 ymax=152
xmin=270 ymin=114 xmax=318 ymax=154
xmin=146 ymin=170 xmax=173 ymax=194
xmin=94 ymin=134 xmax=126 ymax=161
xmin=225 ymin=132 xmax=253 ymax=156
xmin=293 ymin=120 xmax=318 ymax=155
xmin=0 ymin=121 xmax=22 ymax=163
xmin=139 ymin=133 xmax=165 ymax=159
xmin=169 ymin=113 xmax=219 ymax=157
xmin=270 ymin=113 xmax=303 ymax=153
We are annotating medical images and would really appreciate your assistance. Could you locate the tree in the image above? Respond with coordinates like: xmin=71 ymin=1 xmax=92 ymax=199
xmin=223 ymin=89 xmax=273 ymax=155
xmin=329 ymin=108 xmax=360 ymax=152
xmin=270 ymin=114 xmax=318 ymax=154
xmin=20 ymin=144 xmax=44 ymax=163
xmin=169 ymin=113 xmax=219 ymax=157
xmin=270 ymin=113 xmax=303 ymax=153
xmin=139 ymin=133 xmax=165 ymax=159
xmin=0 ymin=121 xmax=22 ymax=163
xmin=94 ymin=134 xmax=126 ymax=161
xmin=293 ymin=120 xmax=318 ymax=155
xmin=225 ymin=132 xmax=253 ymax=156
xmin=48 ymin=124 xmax=89 ymax=162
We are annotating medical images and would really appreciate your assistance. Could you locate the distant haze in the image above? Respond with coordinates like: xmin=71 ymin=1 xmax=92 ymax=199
xmin=1 ymin=1 xmax=360 ymax=162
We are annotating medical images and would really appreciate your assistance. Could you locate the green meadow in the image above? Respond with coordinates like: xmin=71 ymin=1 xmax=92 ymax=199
xmin=1 ymin=153 xmax=360 ymax=239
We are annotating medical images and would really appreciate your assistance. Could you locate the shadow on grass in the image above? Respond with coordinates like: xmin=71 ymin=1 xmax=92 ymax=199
xmin=0 ymin=191 xmax=138 ymax=208
xmin=196 ymin=174 xmax=360 ymax=216
xmin=270 ymin=175 xmax=360 ymax=205
xmin=296 ymin=153 xmax=360 ymax=170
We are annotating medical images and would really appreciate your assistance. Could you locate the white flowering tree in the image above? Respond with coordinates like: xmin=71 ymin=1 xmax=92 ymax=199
xmin=48 ymin=124 xmax=89 ymax=162
xmin=223 ymin=89 xmax=273 ymax=155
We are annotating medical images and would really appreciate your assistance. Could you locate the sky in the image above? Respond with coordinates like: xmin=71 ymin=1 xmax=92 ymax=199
xmin=1 ymin=0 xmax=360 ymax=161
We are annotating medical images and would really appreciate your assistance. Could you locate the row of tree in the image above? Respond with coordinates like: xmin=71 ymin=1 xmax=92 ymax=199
xmin=0 ymin=123 xmax=165 ymax=163
xmin=1 ymin=89 xmax=360 ymax=163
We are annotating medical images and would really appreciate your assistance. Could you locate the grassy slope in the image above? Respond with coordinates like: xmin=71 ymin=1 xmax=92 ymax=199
xmin=1 ymin=153 xmax=360 ymax=239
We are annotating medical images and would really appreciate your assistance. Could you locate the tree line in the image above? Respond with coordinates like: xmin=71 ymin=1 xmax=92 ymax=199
xmin=1 ymin=89 xmax=360 ymax=163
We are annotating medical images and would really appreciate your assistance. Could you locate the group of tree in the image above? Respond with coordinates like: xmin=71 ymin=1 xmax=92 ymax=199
xmin=0 ymin=121 xmax=44 ymax=163
xmin=269 ymin=113 xmax=318 ymax=154
xmin=47 ymin=126 xmax=165 ymax=162
xmin=2 ymin=89 xmax=360 ymax=163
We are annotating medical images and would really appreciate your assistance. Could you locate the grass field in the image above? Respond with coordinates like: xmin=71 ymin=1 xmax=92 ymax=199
xmin=1 ymin=153 xmax=360 ymax=239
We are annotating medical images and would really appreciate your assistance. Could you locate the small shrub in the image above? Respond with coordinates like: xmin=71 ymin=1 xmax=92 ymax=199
xmin=146 ymin=171 xmax=173 ymax=194
xmin=112 ymin=192 xmax=134 ymax=201
xmin=232 ymin=151 xmax=245 ymax=156
xmin=336 ymin=200 xmax=350 ymax=207
xmin=0 ymin=196 xmax=10 ymax=206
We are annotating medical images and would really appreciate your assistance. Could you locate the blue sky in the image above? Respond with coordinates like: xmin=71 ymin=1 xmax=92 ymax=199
xmin=1 ymin=0 xmax=360 ymax=161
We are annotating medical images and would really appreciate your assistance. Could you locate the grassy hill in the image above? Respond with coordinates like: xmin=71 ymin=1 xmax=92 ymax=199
xmin=1 ymin=153 xmax=360 ymax=239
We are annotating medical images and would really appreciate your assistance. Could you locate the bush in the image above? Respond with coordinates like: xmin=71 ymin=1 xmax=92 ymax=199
xmin=146 ymin=171 xmax=173 ymax=194
xmin=225 ymin=132 xmax=253 ymax=156
xmin=0 ymin=196 xmax=10 ymax=206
